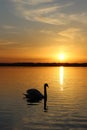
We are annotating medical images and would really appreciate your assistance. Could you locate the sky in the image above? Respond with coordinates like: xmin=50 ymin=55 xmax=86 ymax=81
xmin=0 ymin=0 xmax=87 ymax=63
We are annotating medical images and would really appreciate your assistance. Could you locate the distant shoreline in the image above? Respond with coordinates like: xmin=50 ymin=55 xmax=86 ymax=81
xmin=0 ymin=62 xmax=87 ymax=67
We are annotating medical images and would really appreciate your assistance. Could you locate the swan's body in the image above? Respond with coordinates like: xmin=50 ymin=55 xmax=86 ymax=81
xmin=24 ymin=83 xmax=48 ymax=103
xmin=25 ymin=88 xmax=44 ymax=102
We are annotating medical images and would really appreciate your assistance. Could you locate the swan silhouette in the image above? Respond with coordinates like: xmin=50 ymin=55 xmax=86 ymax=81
xmin=24 ymin=83 xmax=48 ymax=103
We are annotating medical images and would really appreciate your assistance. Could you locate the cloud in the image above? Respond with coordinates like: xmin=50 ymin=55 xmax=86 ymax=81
xmin=2 ymin=25 xmax=16 ymax=29
xmin=12 ymin=0 xmax=54 ymax=5
xmin=69 ymin=13 xmax=87 ymax=24
xmin=11 ymin=0 xmax=74 ymax=25
xmin=55 ymin=27 xmax=87 ymax=48
xmin=22 ymin=5 xmax=61 ymax=24
xmin=58 ymin=28 xmax=80 ymax=39
xmin=40 ymin=30 xmax=53 ymax=35
xmin=11 ymin=0 xmax=87 ymax=26
xmin=0 ymin=40 xmax=18 ymax=46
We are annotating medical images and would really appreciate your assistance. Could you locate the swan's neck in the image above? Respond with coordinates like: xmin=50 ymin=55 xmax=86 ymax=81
xmin=44 ymin=86 xmax=47 ymax=100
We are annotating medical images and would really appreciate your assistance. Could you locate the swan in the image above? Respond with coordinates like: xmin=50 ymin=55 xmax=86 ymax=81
xmin=24 ymin=83 xmax=48 ymax=103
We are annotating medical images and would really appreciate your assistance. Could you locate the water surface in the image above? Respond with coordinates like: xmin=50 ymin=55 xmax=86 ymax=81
xmin=0 ymin=67 xmax=87 ymax=130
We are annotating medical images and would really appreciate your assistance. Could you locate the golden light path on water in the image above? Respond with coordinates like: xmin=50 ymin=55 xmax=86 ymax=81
xmin=59 ymin=66 xmax=64 ymax=91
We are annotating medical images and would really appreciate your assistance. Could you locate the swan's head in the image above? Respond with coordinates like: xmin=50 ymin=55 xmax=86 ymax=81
xmin=44 ymin=83 xmax=49 ymax=88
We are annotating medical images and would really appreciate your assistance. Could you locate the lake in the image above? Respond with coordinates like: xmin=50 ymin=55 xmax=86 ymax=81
xmin=0 ymin=67 xmax=87 ymax=130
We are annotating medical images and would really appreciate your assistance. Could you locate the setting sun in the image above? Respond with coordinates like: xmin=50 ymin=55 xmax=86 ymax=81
xmin=59 ymin=54 xmax=65 ymax=61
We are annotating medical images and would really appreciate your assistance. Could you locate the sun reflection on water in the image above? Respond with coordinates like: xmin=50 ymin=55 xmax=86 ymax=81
xmin=59 ymin=66 xmax=64 ymax=91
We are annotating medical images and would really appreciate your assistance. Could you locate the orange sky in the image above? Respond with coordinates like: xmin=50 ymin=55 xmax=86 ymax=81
xmin=0 ymin=0 xmax=87 ymax=63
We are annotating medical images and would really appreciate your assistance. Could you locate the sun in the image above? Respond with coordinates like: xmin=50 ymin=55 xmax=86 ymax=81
xmin=58 ymin=54 xmax=65 ymax=61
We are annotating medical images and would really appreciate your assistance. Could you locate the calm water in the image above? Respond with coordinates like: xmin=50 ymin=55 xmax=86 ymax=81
xmin=0 ymin=67 xmax=87 ymax=130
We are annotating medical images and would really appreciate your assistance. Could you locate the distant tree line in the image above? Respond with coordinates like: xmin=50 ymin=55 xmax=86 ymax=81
xmin=0 ymin=62 xmax=87 ymax=67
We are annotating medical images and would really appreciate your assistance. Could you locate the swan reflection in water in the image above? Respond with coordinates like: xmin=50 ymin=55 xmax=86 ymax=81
xmin=24 ymin=83 xmax=49 ymax=111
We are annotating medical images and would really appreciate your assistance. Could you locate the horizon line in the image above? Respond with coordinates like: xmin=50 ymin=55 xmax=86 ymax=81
xmin=0 ymin=62 xmax=87 ymax=67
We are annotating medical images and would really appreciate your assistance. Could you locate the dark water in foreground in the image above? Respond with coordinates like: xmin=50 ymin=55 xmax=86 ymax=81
xmin=0 ymin=67 xmax=87 ymax=130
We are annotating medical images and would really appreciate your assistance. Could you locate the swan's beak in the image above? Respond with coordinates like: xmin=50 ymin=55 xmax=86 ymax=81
xmin=47 ymin=85 xmax=49 ymax=88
